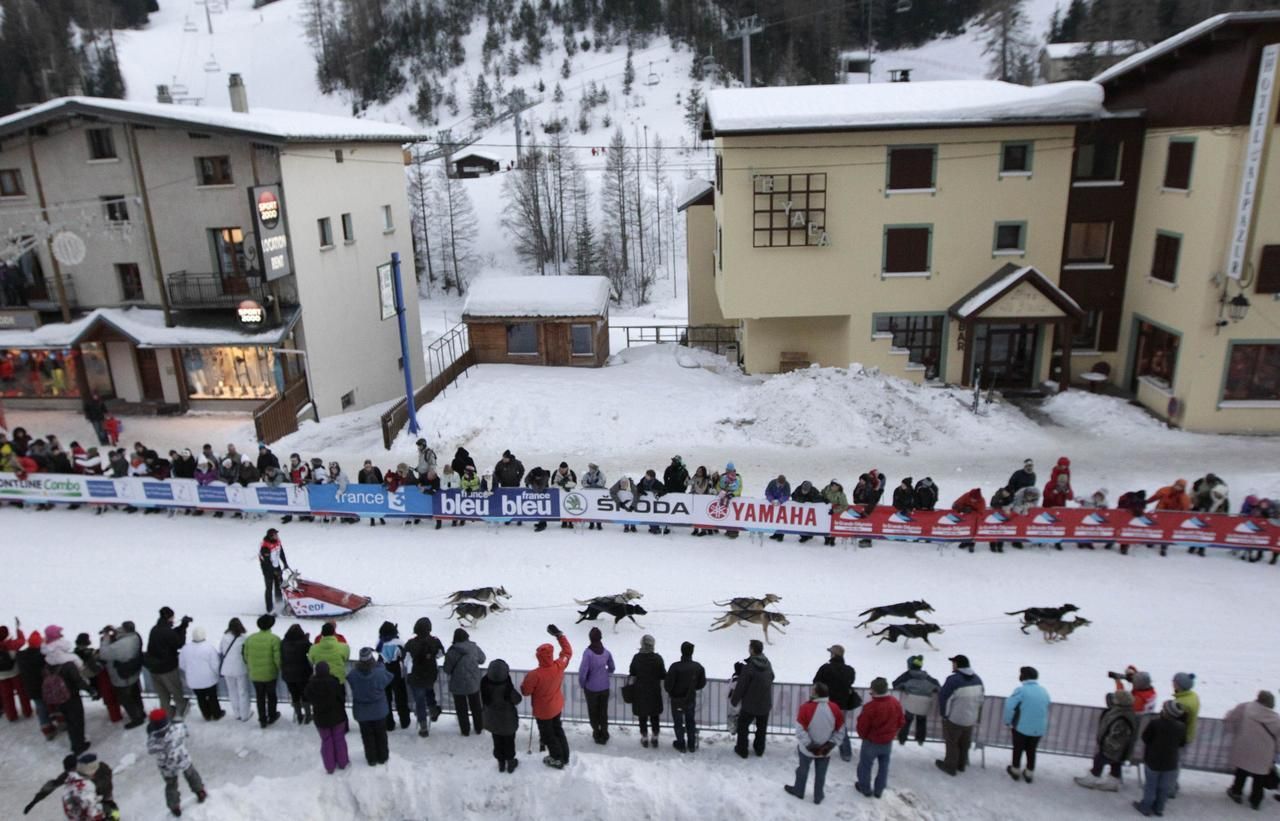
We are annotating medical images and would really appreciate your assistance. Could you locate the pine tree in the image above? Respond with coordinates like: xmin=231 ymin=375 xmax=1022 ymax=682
xmin=683 ymin=85 xmax=704 ymax=144
xmin=623 ymin=48 xmax=635 ymax=95
xmin=975 ymin=0 xmax=1033 ymax=84
xmin=470 ymin=74 xmax=494 ymax=123
xmin=561 ymin=56 xmax=572 ymax=78
xmin=553 ymin=82 xmax=565 ymax=103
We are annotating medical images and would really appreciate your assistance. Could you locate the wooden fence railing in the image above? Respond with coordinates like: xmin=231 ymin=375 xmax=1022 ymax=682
xmin=253 ymin=380 xmax=311 ymax=444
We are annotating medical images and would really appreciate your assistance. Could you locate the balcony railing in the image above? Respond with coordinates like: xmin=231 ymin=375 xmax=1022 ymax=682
xmin=166 ymin=270 xmax=269 ymax=309
xmin=19 ymin=275 xmax=77 ymax=311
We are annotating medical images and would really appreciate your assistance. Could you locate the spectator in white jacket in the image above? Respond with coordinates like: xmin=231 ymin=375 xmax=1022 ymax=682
xmin=179 ymin=628 xmax=224 ymax=722
xmin=218 ymin=619 xmax=251 ymax=722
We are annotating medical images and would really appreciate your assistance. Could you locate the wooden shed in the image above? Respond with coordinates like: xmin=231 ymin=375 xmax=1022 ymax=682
xmin=451 ymin=150 xmax=502 ymax=178
xmin=462 ymin=276 xmax=611 ymax=367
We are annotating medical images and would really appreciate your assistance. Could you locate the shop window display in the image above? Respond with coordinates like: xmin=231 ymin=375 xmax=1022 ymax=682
xmin=0 ymin=349 xmax=81 ymax=398
xmin=182 ymin=346 xmax=277 ymax=399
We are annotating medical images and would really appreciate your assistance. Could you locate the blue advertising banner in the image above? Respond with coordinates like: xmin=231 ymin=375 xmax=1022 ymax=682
xmin=435 ymin=488 xmax=560 ymax=521
xmin=306 ymin=483 xmax=433 ymax=518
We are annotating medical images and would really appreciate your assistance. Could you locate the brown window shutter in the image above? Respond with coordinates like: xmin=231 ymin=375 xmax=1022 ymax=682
xmin=1151 ymin=234 xmax=1179 ymax=283
xmin=1258 ymin=245 xmax=1280 ymax=294
xmin=886 ymin=227 xmax=929 ymax=273
xmin=888 ymin=148 xmax=934 ymax=190
xmin=1163 ymin=141 xmax=1193 ymax=189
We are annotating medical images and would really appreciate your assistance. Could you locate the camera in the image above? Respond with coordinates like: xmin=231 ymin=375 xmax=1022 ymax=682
xmin=1107 ymin=671 xmax=1125 ymax=681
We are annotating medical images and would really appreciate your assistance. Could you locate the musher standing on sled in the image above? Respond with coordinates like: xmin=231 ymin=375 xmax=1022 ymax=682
xmin=259 ymin=529 xmax=289 ymax=616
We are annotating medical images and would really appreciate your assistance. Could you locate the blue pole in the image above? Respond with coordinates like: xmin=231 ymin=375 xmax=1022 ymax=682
xmin=391 ymin=251 xmax=420 ymax=434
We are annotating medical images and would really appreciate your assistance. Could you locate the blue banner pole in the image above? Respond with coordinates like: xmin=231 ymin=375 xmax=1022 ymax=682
xmin=391 ymin=251 xmax=420 ymax=434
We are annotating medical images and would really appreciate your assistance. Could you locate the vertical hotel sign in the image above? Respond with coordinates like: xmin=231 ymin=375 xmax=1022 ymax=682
xmin=249 ymin=184 xmax=293 ymax=282
xmin=1227 ymin=44 xmax=1280 ymax=281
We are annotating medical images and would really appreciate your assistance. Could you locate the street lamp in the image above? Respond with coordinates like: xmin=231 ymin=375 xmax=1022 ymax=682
xmin=1227 ymin=292 xmax=1251 ymax=322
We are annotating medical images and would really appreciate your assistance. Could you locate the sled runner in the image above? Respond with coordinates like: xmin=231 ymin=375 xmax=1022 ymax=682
xmin=281 ymin=569 xmax=372 ymax=618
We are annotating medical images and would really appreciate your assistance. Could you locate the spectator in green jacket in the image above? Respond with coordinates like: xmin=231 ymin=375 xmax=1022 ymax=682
xmin=243 ymin=615 xmax=282 ymax=728
xmin=308 ymin=623 xmax=352 ymax=685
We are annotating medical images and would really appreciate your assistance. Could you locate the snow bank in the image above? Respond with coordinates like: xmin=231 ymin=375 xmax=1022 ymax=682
xmin=705 ymin=81 xmax=1104 ymax=134
xmin=463 ymin=276 xmax=611 ymax=318
xmin=1039 ymin=391 xmax=1177 ymax=438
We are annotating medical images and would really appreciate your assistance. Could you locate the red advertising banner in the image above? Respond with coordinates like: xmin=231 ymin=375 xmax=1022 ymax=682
xmin=829 ymin=506 xmax=1280 ymax=550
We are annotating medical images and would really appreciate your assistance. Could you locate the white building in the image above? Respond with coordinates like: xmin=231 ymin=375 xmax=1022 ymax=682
xmin=0 ymin=78 xmax=427 ymax=434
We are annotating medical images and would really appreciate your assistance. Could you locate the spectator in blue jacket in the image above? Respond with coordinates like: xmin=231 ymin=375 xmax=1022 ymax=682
xmin=347 ymin=648 xmax=393 ymax=767
xmin=765 ymin=475 xmax=791 ymax=542
xmin=1003 ymin=666 xmax=1051 ymax=783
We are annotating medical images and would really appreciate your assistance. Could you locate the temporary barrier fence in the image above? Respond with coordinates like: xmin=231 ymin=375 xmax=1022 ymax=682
xmin=5 ymin=473 xmax=1278 ymax=550
xmin=136 ymin=669 xmax=1231 ymax=774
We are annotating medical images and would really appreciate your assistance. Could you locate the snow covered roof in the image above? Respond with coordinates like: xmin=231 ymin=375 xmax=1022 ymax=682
xmin=703 ymin=81 xmax=1104 ymax=136
xmin=0 ymin=97 xmax=427 ymax=144
xmin=676 ymin=178 xmax=714 ymax=212
xmin=0 ymin=306 xmax=299 ymax=349
xmin=1041 ymin=41 xmax=1142 ymax=61
xmin=1094 ymin=12 xmax=1280 ymax=84
xmin=462 ymin=276 xmax=611 ymax=319
xmin=949 ymin=264 xmax=1082 ymax=320
xmin=454 ymin=149 xmax=504 ymax=163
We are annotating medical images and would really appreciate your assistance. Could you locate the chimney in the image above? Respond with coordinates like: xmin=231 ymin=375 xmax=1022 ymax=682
xmin=156 ymin=84 xmax=173 ymax=104
xmin=228 ymin=73 xmax=249 ymax=113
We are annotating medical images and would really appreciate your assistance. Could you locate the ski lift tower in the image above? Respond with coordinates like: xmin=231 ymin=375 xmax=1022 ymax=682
xmin=724 ymin=15 xmax=765 ymax=88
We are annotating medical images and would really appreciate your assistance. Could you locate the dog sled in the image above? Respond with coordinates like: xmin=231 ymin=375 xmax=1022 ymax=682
xmin=282 ymin=569 xmax=372 ymax=618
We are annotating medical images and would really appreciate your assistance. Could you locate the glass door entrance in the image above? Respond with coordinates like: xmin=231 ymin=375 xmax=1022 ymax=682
xmin=973 ymin=323 xmax=1038 ymax=389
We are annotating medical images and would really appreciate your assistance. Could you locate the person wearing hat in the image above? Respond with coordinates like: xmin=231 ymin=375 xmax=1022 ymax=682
xmin=935 ymin=654 xmax=984 ymax=776
xmin=403 ymin=617 xmax=444 ymax=736
xmin=731 ymin=639 xmax=775 ymax=758
xmin=1003 ymin=666 xmax=1051 ymax=783
xmin=820 ymin=480 xmax=848 ymax=546
xmin=375 ymin=622 xmax=409 ymax=730
xmin=243 ymin=614 xmax=282 ymax=728
xmin=146 ymin=707 xmax=207 ymax=815
xmin=520 ymin=625 xmax=574 ymax=768
xmin=893 ymin=655 xmax=939 ymax=747
xmin=1147 ymin=480 xmax=1191 ymax=556
xmin=76 ymin=753 xmax=117 ymax=817
xmin=304 ymin=660 xmax=350 ymax=773
xmin=552 ymin=462 xmax=578 ymax=528
xmin=1168 ymin=671 xmax=1200 ymax=798
xmin=855 ymin=677 xmax=905 ymax=798
xmin=765 ymin=474 xmax=792 ymax=542
xmin=1135 ymin=700 xmax=1188 ymax=816
xmin=580 ymin=462 xmax=607 ymax=530
xmin=348 ymin=648 xmax=394 ymax=766
xmin=16 ymin=630 xmax=57 ymax=739
xmin=785 ymin=681 xmax=845 ymax=805
xmin=628 ymin=635 xmax=666 ymax=748
xmin=256 ymin=443 xmax=280 ymax=474
xmin=1224 ymin=690 xmax=1280 ymax=809
xmin=578 ymin=627 xmax=616 ymax=744
xmin=813 ymin=645 xmax=858 ymax=761
xmin=178 ymin=627 xmax=224 ymax=721
xmin=666 ymin=641 xmax=707 ymax=753
xmin=43 ymin=624 xmax=93 ymax=755
xmin=718 ymin=463 xmax=744 ymax=539
xmin=308 ymin=622 xmax=351 ymax=686
xmin=219 ymin=618 xmax=252 ymax=722
xmin=480 ymin=659 xmax=523 ymax=773
xmin=147 ymin=607 xmax=192 ymax=720
xmin=1074 ymin=689 xmax=1138 ymax=791
xmin=23 ymin=753 xmax=107 ymax=817
xmin=1007 ymin=459 xmax=1037 ymax=495
xmin=414 ymin=438 xmax=438 ymax=477
xmin=280 ymin=624 xmax=314 ymax=725
xmin=492 ymin=449 xmax=525 ymax=488
xmin=258 ymin=529 xmax=289 ymax=616
xmin=444 ymin=628 xmax=487 ymax=736
xmin=0 ymin=619 xmax=31 ymax=722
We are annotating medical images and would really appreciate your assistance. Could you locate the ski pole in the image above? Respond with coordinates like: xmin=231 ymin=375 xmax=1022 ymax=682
xmin=527 ymin=714 xmax=534 ymax=754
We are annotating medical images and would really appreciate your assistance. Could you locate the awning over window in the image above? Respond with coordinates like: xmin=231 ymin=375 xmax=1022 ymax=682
xmin=0 ymin=306 xmax=300 ymax=350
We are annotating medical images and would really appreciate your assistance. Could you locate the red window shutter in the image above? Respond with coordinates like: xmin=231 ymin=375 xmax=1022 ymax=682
xmin=888 ymin=148 xmax=934 ymax=190
xmin=885 ymin=228 xmax=929 ymax=273
xmin=1163 ymin=141 xmax=1193 ymax=189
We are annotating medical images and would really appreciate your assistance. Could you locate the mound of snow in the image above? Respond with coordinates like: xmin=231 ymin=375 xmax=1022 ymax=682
xmin=1039 ymin=391 xmax=1176 ymax=437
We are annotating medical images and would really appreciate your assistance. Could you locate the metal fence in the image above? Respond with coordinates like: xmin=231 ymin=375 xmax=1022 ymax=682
xmin=138 ymin=667 xmax=1232 ymax=774
xmin=166 ymin=271 xmax=270 ymax=309
xmin=619 ymin=324 xmax=740 ymax=358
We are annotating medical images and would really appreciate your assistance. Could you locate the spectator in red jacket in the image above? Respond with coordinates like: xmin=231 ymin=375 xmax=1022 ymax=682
xmin=785 ymin=681 xmax=845 ymax=806
xmin=952 ymin=488 xmax=986 ymax=554
xmin=1043 ymin=474 xmax=1072 ymax=508
xmin=520 ymin=625 xmax=572 ymax=769
xmin=856 ymin=677 xmax=906 ymax=798
xmin=1147 ymin=480 xmax=1191 ymax=556
xmin=0 ymin=621 xmax=32 ymax=721
xmin=1049 ymin=457 xmax=1071 ymax=490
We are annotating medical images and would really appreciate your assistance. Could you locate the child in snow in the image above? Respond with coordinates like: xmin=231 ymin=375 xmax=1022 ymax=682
xmin=146 ymin=708 xmax=207 ymax=817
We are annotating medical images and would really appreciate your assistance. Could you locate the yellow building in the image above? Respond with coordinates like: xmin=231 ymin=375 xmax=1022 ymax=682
xmin=687 ymin=12 xmax=1280 ymax=434
xmin=691 ymin=79 xmax=1102 ymax=390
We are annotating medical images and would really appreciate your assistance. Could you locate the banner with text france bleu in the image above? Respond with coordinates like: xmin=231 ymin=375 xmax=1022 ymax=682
xmin=434 ymin=488 xmax=559 ymax=521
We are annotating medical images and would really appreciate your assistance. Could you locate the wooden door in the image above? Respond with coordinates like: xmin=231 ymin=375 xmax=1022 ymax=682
xmin=545 ymin=324 xmax=571 ymax=366
xmin=137 ymin=349 xmax=165 ymax=401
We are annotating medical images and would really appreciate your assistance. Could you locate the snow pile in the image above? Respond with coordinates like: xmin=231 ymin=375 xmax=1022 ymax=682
xmin=1039 ymin=391 xmax=1177 ymax=438
xmin=725 ymin=364 xmax=1042 ymax=453
xmin=463 ymin=276 xmax=611 ymax=318
xmin=705 ymin=81 xmax=1104 ymax=134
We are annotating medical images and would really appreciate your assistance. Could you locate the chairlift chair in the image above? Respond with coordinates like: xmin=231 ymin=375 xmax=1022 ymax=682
xmin=895 ymin=0 xmax=912 ymax=11
xmin=203 ymin=54 xmax=221 ymax=73
xmin=170 ymin=83 xmax=190 ymax=96
xmin=182 ymin=16 xmax=198 ymax=32
xmin=644 ymin=61 xmax=660 ymax=86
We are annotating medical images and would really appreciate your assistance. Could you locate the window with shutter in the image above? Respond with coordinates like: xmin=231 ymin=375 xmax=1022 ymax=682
xmin=1150 ymin=232 xmax=1181 ymax=284
xmin=1224 ymin=343 xmax=1280 ymax=401
xmin=883 ymin=226 xmax=931 ymax=274
xmin=887 ymin=147 xmax=935 ymax=190
xmin=1163 ymin=140 xmax=1194 ymax=190
xmin=1256 ymin=245 xmax=1280 ymax=294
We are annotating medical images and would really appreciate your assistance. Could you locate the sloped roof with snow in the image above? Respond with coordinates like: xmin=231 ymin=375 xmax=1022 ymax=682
xmin=704 ymin=81 xmax=1104 ymax=136
xmin=454 ymin=149 xmax=504 ymax=163
xmin=0 ymin=306 xmax=299 ymax=349
xmin=463 ymin=276 xmax=611 ymax=318
xmin=676 ymin=178 xmax=714 ymax=212
xmin=1041 ymin=41 xmax=1141 ymax=61
xmin=950 ymin=264 xmax=1082 ymax=320
xmin=1094 ymin=12 xmax=1280 ymax=84
xmin=0 ymin=96 xmax=426 ymax=144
